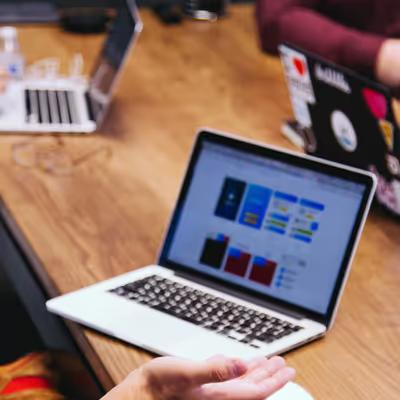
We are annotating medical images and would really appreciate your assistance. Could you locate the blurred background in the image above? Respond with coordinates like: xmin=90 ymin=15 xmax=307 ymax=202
xmin=0 ymin=0 xmax=250 ymax=24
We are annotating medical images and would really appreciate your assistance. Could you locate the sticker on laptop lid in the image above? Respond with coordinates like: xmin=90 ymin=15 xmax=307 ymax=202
xmin=314 ymin=64 xmax=351 ymax=94
xmin=386 ymin=154 xmax=400 ymax=176
xmin=280 ymin=46 xmax=316 ymax=104
xmin=292 ymin=97 xmax=312 ymax=128
xmin=331 ymin=110 xmax=357 ymax=152
xmin=379 ymin=120 xmax=394 ymax=151
xmin=370 ymin=165 xmax=400 ymax=214
xmin=362 ymin=88 xmax=387 ymax=119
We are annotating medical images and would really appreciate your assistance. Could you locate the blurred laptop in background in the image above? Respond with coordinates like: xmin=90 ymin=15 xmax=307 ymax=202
xmin=0 ymin=0 xmax=142 ymax=134
xmin=280 ymin=43 xmax=400 ymax=217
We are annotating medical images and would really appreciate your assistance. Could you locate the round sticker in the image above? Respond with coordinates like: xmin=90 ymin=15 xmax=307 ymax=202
xmin=386 ymin=154 xmax=400 ymax=176
xmin=330 ymin=110 xmax=357 ymax=152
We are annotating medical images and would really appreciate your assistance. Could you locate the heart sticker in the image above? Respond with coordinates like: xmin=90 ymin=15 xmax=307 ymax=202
xmin=293 ymin=58 xmax=306 ymax=76
xmin=362 ymin=88 xmax=387 ymax=120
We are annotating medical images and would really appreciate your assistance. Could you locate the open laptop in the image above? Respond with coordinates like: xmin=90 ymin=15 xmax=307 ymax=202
xmin=47 ymin=129 xmax=376 ymax=360
xmin=0 ymin=0 xmax=142 ymax=134
xmin=279 ymin=43 xmax=400 ymax=214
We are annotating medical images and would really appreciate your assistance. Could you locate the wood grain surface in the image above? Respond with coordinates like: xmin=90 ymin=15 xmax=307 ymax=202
xmin=0 ymin=5 xmax=399 ymax=399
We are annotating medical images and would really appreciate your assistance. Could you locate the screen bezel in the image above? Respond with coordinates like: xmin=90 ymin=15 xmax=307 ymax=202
xmin=88 ymin=0 xmax=143 ymax=127
xmin=158 ymin=129 xmax=376 ymax=326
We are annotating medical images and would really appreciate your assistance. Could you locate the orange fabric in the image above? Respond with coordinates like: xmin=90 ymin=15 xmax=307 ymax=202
xmin=0 ymin=353 xmax=64 ymax=400
xmin=1 ymin=377 xmax=52 ymax=395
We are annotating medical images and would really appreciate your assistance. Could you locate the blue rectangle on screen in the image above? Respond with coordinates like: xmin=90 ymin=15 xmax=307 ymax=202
xmin=300 ymin=199 xmax=325 ymax=211
xmin=271 ymin=213 xmax=290 ymax=223
xmin=274 ymin=192 xmax=298 ymax=203
xmin=253 ymin=256 xmax=267 ymax=267
xmin=293 ymin=234 xmax=312 ymax=243
xmin=215 ymin=178 xmax=247 ymax=221
xmin=229 ymin=248 xmax=241 ymax=258
xmin=311 ymin=222 xmax=319 ymax=232
xmin=268 ymin=226 xmax=286 ymax=235
xmin=216 ymin=234 xmax=226 ymax=242
xmin=239 ymin=185 xmax=272 ymax=229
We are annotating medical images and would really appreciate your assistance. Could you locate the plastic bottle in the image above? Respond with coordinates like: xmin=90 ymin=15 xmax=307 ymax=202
xmin=0 ymin=27 xmax=25 ymax=80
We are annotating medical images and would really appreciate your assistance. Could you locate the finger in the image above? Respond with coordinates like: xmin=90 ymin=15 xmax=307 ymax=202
xmin=257 ymin=367 xmax=296 ymax=397
xmin=190 ymin=358 xmax=248 ymax=386
xmin=242 ymin=357 xmax=265 ymax=372
xmin=245 ymin=357 xmax=286 ymax=382
xmin=253 ymin=357 xmax=286 ymax=383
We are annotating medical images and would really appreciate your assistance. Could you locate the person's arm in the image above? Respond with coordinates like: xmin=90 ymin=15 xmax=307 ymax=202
xmin=255 ymin=0 xmax=385 ymax=77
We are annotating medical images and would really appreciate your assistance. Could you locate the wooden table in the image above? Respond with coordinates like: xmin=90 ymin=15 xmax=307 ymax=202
xmin=1 ymin=5 xmax=399 ymax=399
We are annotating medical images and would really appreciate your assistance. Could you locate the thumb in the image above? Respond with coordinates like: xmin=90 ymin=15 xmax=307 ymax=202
xmin=189 ymin=357 xmax=248 ymax=387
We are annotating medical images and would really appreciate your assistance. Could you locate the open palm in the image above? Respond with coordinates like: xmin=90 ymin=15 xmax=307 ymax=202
xmin=138 ymin=354 xmax=295 ymax=400
xmin=190 ymin=356 xmax=294 ymax=400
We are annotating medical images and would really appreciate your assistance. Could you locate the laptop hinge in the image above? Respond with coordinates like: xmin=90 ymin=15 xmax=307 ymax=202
xmin=175 ymin=270 xmax=306 ymax=320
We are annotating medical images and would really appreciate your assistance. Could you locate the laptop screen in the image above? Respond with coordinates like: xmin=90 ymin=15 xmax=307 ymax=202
xmin=161 ymin=132 xmax=372 ymax=318
xmin=87 ymin=0 xmax=141 ymax=123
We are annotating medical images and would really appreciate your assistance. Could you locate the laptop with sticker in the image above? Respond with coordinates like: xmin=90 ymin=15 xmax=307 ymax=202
xmin=279 ymin=43 xmax=400 ymax=215
xmin=46 ymin=129 xmax=376 ymax=361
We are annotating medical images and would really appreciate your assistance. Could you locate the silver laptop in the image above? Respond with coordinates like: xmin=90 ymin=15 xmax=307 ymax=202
xmin=1 ymin=0 xmax=142 ymax=134
xmin=47 ymin=129 xmax=376 ymax=360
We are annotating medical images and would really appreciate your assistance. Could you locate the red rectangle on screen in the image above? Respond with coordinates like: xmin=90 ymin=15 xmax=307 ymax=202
xmin=224 ymin=248 xmax=251 ymax=277
xmin=249 ymin=257 xmax=278 ymax=287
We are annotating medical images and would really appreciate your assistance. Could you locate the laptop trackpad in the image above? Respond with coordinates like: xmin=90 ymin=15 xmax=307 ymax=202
xmin=106 ymin=300 xmax=258 ymax=359
xmin=108 ymin=300 xmax=206 ymax=349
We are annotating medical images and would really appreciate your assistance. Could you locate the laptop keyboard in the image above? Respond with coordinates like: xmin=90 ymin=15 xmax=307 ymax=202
xmin=25 ymin=89 xmax=79 ymax=125
xmin=109 ymin=275 xmax=303 ymax=349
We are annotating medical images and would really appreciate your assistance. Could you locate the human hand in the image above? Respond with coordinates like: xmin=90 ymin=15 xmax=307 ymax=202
xmin=376 ymin=39 xmax=400 ymax=88
xmin=102 ymin=354 xmax=295 ymax=400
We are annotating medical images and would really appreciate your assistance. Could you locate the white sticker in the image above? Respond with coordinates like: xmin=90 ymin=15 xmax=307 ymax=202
xmin=314 ymin=64 xmax=351 ymax=94
xmin=386 ymin=154 xmax=400 ymax=176
xmin=371 ymin=164 xmax=400 ymax=214
xmin=292 ymin=97 xmax=312 ymax=128
xmin=330 ymin=110 xmax=357 ymax=152
xmin=280 ymin=46 xmax=316 ymax=104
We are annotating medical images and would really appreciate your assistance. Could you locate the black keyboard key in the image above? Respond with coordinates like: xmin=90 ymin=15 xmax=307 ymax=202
xmin=47 ymin=90 xmax=57 ymax=124
xmin=63 ymin=91 xmax=73 ymax=124
xmin=34 ymin=90 xmax=43 ymax=123
xmin=28 ymin=90 xmax=39 ymax=124
xmin=25 ymin=90 xmax=31 ymax=122
xmin=67 ymin=91 xmax=78 ymax=124
xmin=57 ymin=91 xmax=70 ymax=124
xmin=38 ymin=90 xmax=50 ymax=124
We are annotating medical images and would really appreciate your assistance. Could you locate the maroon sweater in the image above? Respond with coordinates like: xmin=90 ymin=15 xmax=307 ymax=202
xmin=256 ymin=0 xmax=400 ymax=77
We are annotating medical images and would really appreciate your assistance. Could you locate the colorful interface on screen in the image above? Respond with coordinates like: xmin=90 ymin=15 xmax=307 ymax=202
xmin=167 ymin=142 xmax=366 ymax=314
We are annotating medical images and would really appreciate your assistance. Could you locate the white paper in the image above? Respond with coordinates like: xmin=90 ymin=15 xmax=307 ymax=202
xmin=269 ymin=382 xmax=315 ymax=400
